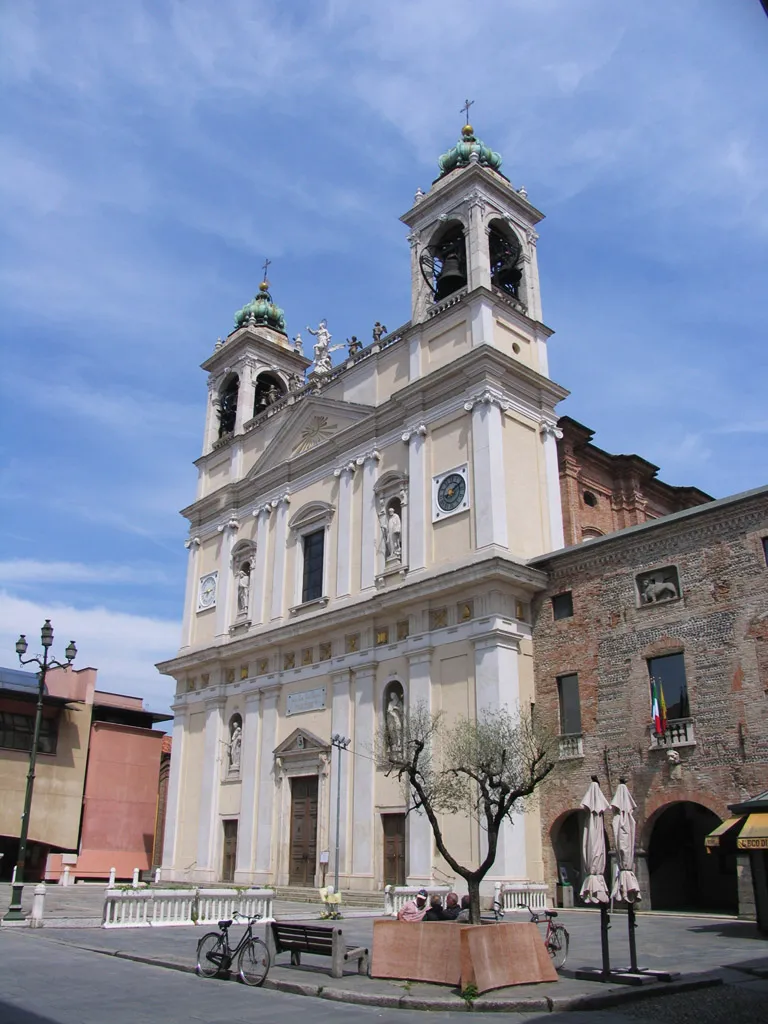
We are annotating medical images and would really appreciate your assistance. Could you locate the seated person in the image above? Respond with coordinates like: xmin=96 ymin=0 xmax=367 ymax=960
xmin=442 ymin=892 xmax=461 ymax=920
xmin=455 ymin=895 xmax=472 ymax=922
xmin=423 ymin=894 xmax=445 ymax=921
xmin=397 ymin=888 xmax=428 ymax=921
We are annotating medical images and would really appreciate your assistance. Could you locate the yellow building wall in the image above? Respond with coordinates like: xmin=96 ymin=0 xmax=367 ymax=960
xmin=503 ymin=414 xmax=546 ymax=558
xmin=424 ymin=316 xmax=470 ymax=371
xmin=493 ymin=318 xmax=538 ymax=373
xmin=176 ymin=710 xmax=206 ymax=871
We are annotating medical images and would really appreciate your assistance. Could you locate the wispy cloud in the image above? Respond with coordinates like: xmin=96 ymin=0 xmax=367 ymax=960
xmin=0 ymin=560 xmax=172 ymax=586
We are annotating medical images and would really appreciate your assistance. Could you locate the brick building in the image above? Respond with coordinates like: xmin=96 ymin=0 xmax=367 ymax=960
xmin=530 ymin=483 xmax=768 ymax=916
xmin=557 ymin=416 xmax=712 ymax=546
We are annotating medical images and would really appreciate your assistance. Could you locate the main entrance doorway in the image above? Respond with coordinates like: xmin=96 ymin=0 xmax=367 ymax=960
xmin=382 ymin=813 xmax=406 ymax=885
xmin=222 ymin=820 xmax=238 ymax=882
xmin=289 ymin=776 xmax=318 ymax=886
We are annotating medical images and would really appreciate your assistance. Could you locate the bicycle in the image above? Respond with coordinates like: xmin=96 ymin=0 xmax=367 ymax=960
xmin=527 ymin=905 xmax=569 ymax=970
xmin=195 ymin=912 xmax=270 ymax=986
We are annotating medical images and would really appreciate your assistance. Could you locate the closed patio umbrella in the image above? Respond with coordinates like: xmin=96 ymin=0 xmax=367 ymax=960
xmin=610 ymin=781 xmax=641 ymax=905
xmin=580 ymin=777 xmax=610 ymax=904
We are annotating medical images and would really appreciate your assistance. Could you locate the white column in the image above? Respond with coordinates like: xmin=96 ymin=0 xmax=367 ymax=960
xmin=470 ymin=295 xmax=495 ymax=348
xmin=329 ymin=670 xmax=353 ymax=884
xmin=215 ymin=518 xmax=239 ymax=637
xmin=234 ymin=691 xmax=261 ymax=882
xmin=541 ymin=421 xmax=565 ymax=551
xmin=204 ymin=379 xmax=219 ymax=455
xmin=473 ymin=631 xmax=526 ymax=879
xmin=408 ymin=330 xmax=422 ymax=381
xmin=467 ymin=196 xmax=491 ymax=292
xmin=358 ymin=451 xmax=380 ymax=591
xmin=196 ymin=697 xmax=225 ymax=879
xmin=404 ymin=426 xmax=427 ymax=571
xmin=351 ymin=664 xmax=376 ymax=884
xmin=468 ymin=395 xmax=508 ymax=549
xmin=333 ymin=463 xmax=355 ymax=598
xmin=253 ymin=686 xmax=280 ymax=883
xmin=406 ymin=649 xmax=433 ymax=885
xmin=270 ymin=495 xmax=290 ymax=620
xmin=234 ymin=362 xmax=254 ymax=434
xmin=161 ymin=705 xmax=188 ymax=877
xmin=251 ymin=505 xmax=271 ymax=624
xmin=180 ymin=537 xmax=200 ymax=650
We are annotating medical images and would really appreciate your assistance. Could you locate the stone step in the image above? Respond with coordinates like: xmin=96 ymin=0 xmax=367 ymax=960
xmin=273 ymin=886 xmax=384 ymax=908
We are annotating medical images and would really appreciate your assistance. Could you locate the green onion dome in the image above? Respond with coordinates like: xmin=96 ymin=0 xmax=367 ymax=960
xmin=234 ymin=281 xmax=287 ymax=334
xmin=438 ymin=124 xmax=502 ymax=177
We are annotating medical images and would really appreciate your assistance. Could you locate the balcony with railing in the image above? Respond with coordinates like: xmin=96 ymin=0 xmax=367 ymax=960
xmin=558 ymin=733 xmax=584 ymax=760
xmin=649 ymin=717 xmax=696 ymax=749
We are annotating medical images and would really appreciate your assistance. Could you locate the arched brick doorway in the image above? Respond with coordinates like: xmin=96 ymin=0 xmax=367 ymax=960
xmin=551 ymin=810 xmax=583 ymax=891
xmin=648 ymin=802 xmax=737 ymax=913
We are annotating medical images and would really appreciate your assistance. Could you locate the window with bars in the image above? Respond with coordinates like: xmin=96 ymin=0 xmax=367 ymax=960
xmin=302 ymin=529 xmax=325 ymax=603
xmin=557 ymin=674 xmax=582 ymax=735
xmin=0 ymin=712 xmax=58 ymax=754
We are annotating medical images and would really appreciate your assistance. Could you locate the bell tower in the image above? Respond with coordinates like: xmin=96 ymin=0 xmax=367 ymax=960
xmin=401 ymin=122 xmax=550 ymax=373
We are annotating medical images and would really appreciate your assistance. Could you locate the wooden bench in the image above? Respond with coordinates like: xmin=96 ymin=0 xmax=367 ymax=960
xmin=267 ymin=922 xmax=369 ymax=979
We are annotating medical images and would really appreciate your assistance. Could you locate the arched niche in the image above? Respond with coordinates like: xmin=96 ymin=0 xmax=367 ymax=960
xmin=382 ymin=680 xmax=405 ymax=757
xmin=488 ymin=219 xmax=524 ymax=301
xmin=227 ymin=713 xmax=243 ymax=775
xmin=231 ymin=540 xmax=256 ymax=621
xmin=375 ymin=472 xmax=407 ymax=568
xmin=253 ymin=371 xmax=287 ymax=417
xmin=218 ymin=373 xmax=239 ymax=438
xmin=420 ymin=221 xmax=467 ymax=302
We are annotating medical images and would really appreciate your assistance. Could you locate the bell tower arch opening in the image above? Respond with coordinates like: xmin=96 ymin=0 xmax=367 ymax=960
xmin=253 ymin=371 xmax=287 ymax=417
xmin=488 ymin=219 xmax=524 ymax=304
xmin=217 ymin=373 xmax=239 ymax=438
xmin=419 ymin=221 xmax=467 ymax=304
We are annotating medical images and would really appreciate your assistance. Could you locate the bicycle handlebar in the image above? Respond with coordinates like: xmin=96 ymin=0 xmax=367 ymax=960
xmin=232 ymin=911 xmax=262 ymax=923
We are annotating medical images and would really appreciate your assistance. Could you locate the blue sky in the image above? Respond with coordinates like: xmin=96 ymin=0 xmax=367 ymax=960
xmin=1 ymin=1 xmax=766 ymax=714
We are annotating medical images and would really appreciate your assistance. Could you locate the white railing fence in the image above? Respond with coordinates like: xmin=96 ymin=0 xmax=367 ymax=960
xmin=383 ymin=885 xmax=451 ymax=917
xmin=495 ymin=881 xmax=550 ymax=912
xmin=103 ymin=887 xmax=274 ymax=928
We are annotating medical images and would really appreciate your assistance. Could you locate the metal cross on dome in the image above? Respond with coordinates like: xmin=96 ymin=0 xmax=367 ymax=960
xmin=460 ymin=99 xmax=475 ymax=125
xmin=261 ymin=257 xmax=271 ymax=282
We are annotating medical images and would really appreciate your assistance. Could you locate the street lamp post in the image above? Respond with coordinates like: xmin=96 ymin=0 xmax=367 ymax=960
xmin=330 ymin=733 xmax=351 ymax=893
xmin=4 ymin=620 xmax=77 ymax=922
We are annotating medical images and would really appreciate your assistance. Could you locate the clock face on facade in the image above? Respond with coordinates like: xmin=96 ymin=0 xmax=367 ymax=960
xmin=432 ymin=465 xmax=470 ymax=521
xmin=437 ymin=473 xmax=466 ymax=512
xmin=198 ymin=572 xmax=218 ymax=612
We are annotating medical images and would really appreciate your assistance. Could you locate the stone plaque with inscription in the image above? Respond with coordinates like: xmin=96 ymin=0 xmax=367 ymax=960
xmin=286 ymin=686 xmax=327 ymax=716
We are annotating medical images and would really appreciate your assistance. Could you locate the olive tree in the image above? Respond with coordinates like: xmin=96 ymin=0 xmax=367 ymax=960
xmin=378 ymin=703 xmax=557 ymax=924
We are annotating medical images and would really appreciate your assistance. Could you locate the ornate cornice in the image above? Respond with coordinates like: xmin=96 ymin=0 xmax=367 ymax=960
xmin=464 ymin=389 xmax=510 ymax=413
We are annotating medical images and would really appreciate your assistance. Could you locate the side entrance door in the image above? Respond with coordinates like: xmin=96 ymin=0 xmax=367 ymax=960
xmin=289 ymin=776 xmax=318 ymax=886
xmin=382 ymin=813 xmax=406 ymax=886
xmin=222 ymin=820 xmax=238 ymax=882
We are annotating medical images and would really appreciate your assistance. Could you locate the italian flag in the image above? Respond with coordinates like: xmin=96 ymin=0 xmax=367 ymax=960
xmin=651 ymin=677 xmax=667 ymax=736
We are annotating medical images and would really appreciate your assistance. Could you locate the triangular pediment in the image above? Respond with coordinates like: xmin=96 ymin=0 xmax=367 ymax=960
xmin=274 ymin=727 xmax=329 ymax=757
xmin=246 ymin=395 xmax=373 ymax=478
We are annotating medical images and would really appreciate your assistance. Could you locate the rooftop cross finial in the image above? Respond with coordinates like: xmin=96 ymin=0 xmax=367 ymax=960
xmin=261 ymin=257 xmax=271 ymax=283
xmin=460 ymin=99 xmax=475 ymax=126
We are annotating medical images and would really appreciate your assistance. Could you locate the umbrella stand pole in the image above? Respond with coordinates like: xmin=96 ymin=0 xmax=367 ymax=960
xmin=600 ymin=904 xmax=611 ymax=979
xmin=627 ymin=902 xmax=639 ymax=972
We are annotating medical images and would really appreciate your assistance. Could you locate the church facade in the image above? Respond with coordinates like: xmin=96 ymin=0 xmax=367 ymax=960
xmin=158 ymin=126 xmax=568 ymax=892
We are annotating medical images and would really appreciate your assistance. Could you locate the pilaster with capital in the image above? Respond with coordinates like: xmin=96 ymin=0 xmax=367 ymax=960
xmin=215 ymin=518 xmax=240 ymax=637
xmin=465 ymin=392 xmax=509 ymax=550
xmin=467 ymin=189 xmax=491 ymax=292
xmin=196 ymin=697 xmax=226 ymax=879
xmin=351 ymin=664 xmax=376 ymax=880
xmin=180 ymin=537 xmax=201 ymax=649
xmin=330 ymin=670 xmax=353 ymax=885
xmin=333 ymin=462 xmax=356 ymax=597
xmin=161 ymin=704 xmax=188 ymax=877
xmin=234 ymin=691 xmax=262 ymax=882
xmin=358 ymin=451 xmax=381 ymax=591
xmin=269 ymin=495 xmax=291 ymax=620
xmin=251 ymin=504 xmax=272 ymax=624
xmin=402 ymin=426 xmax=427 ymax=571
xmin=540 ymin=420 xmax=565 ymax=551
xmin=253 ymin=686 xmax=280 ymax=882
xmin=406 ymin=649 xmax=433 ymax=885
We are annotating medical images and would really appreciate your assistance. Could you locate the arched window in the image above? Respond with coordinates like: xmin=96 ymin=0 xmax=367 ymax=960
xmin=227 ymin=714 xmax=242 ymax=775
xmin=382 ymin=681 xmax=405 ymax=757
xmin=218 ymin=373 xmax=239 ymax=438
xmin=488 ymin=220 xmax=524 ymax=300
xmin=253 ymin=371 xmax=287 ymax=417
xmin=419 ymin=223 xmax=467 ymax=302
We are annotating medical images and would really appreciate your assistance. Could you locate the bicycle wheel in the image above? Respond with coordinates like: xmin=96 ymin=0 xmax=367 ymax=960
xmin=196 ymin=932 xmax=227 ymax=978
xmin=238 ymin=937 xmax=270 ymax=987
xmin=548 ymin=925 xmax=569 ymax=970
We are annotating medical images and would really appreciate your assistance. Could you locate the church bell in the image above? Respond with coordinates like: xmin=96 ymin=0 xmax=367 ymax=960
xmin=434 ymin=252 xmax=466 ymax=301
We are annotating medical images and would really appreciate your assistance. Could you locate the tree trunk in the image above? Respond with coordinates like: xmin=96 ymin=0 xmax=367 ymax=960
xmin=468 ymin=876 xmax=482 ymax=925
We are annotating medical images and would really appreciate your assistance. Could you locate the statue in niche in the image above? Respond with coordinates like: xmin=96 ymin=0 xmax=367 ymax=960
xmin=229 ymin=719 xmax=242 ymax=772
xmin=347 ymin=335 xmax=362 ymax=356
xmin=372 ymin=321 xmax=388 ymax=343
xmin=265 ymin=383 xmax=281 ymax=406
xmin=307 ymin=319 xmax=344 ymax=375
xmin=289 ymin=372 xmax=305 ymax=392
xmin=378 ymin=500 xmax=402 ymax=562
xmin=236 ymin=565 xmax=251 ymax=615
xmin=293 ymin=332 xmax=304 ymax=355
xmin=641 ymin=576 xmax=678 ymax=604
xmin=386 ymin=690 xmax=404 ymax=756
